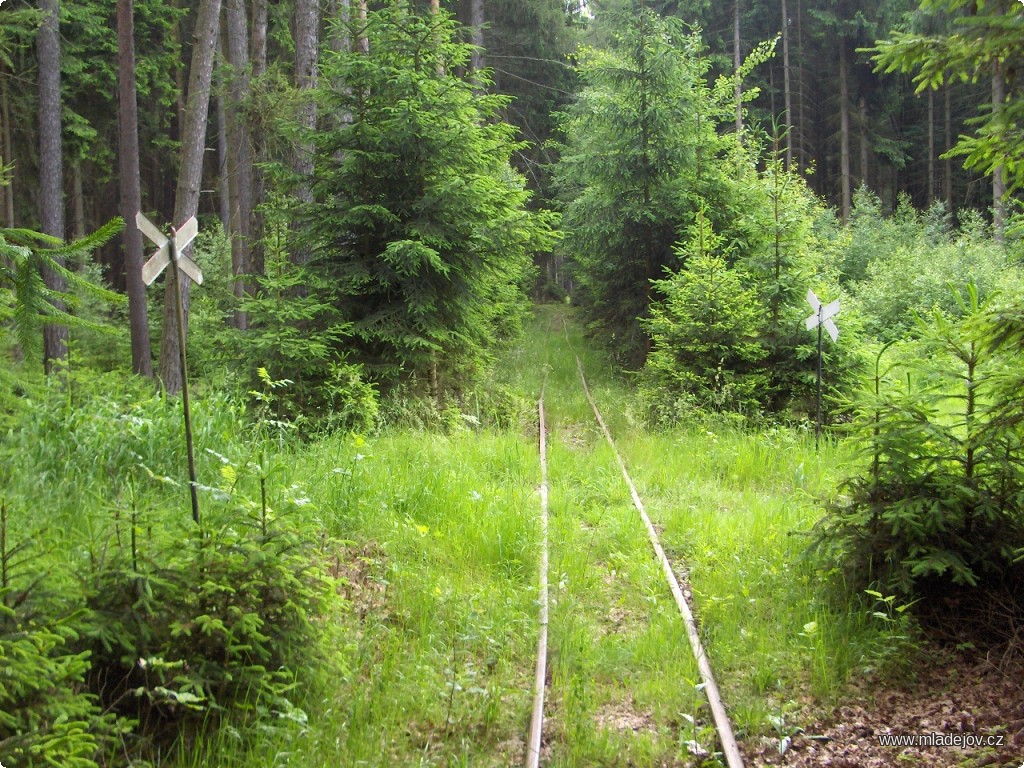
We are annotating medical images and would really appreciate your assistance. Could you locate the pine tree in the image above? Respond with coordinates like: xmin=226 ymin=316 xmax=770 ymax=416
xmin=871 ymin=0 xmax=1024 ymax=236
xmin=641 ymin=210 xmax=767 ymax=415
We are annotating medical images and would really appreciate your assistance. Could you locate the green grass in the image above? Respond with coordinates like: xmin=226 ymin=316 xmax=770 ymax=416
xmin=169 ymin=305 xmax=910 ymax=766
xmin=2 ymin=304 xmax=914 ymax=767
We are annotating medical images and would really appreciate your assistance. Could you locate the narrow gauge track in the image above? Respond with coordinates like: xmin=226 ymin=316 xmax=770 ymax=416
xmin=525 ymin=342 xmax=743 ymax=768
xmin=525 ymin=386 xmax=550 ymax=768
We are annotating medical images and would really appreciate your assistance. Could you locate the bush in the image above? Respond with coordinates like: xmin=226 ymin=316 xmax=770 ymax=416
xmin=640 ymin=215 xmax=766 ymax=417
xmin=843 ymin=192 xmax=1019 ymax=341
xmin=814 ymin=285 xmax=1024 ymax=595
xmin=0 ymin=369 xmax=347 ymax=765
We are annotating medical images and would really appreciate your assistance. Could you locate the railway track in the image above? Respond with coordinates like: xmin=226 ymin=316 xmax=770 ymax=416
xmin=526 ymin=342 xmax=743 ymax=768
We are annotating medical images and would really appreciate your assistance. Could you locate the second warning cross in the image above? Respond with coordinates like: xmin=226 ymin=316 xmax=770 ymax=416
xmin=805 ymin=289 xmax=841 ymax=452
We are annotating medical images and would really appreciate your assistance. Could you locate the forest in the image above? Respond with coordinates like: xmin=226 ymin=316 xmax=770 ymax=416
xmin=1 ymin=0 xmax=1024 ymax=765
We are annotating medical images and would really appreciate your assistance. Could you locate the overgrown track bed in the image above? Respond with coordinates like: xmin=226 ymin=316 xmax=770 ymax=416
xmin=570 ymin=352 xmax=743 ymax=768
xmin=528 ymin=321 xmax=745 ymax=765
xmin=526 ymin=390 xmax=551 ymax=768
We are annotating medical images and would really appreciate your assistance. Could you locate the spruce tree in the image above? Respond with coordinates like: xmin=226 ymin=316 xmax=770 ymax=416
xmin=298 ymin=3 xmax=553 ymax=395
xmin=553 ymin=10 xmax=733 ymax=365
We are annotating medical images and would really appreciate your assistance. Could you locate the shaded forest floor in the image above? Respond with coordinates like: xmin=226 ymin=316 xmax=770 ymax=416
xmin=752 ymin=645 xmax=1024 ymax=767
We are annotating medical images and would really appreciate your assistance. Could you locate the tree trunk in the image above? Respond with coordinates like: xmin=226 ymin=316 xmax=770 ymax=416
xmin=226 ymin=0 xmax=253 ymax=328
xmin=38 ymin=0 xmax=68 ymax=374
xmin=251 ymin=0 xmax=267 ymax=74
xmin=216 ymin=50 xmax=231 ymax=234
xmin=157 ymin=0 xmax=223 ymax=393
xmin=290 ymin=0 xmax=319 ymax=267
xmin=250 ymin=0 xmax=268 ymax=277
xmin=858 ymin=96 xmax=868 ymax=191
xmin=356 ymin=1 xmax=368 ymax=56
xmin=927 ymin=87 xmax=935 ymax=203
xmin=470 ymin=0 xmax=484 ymax=73
xmin=1 ymin=70 xmax=13 ymax=227
xmin=796 ymin=0 xmax=806 ymax=172
xmin=327 ymin=0 xmax=350 ymax=55
xmin=117 ymin=0 xmax=153 ymax=377
xmin=733 ymin=0 xmax=742 ymax=134
xmin=992 ymin=61 xmax=1006 ymax=243
xmin=944 ymin=85 xmax=952 ymax=211
xmin=781 ymin=0 xmax=792 ymax=169
xmin=72 ymin=160 xmax=85 ymax=240
xmin=838 ymin=39 xmax=851 ymax=222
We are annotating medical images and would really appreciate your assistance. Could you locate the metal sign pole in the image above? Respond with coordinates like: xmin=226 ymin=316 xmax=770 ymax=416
xmin=815 ymin=306 xmax=823 ymax=452
xmin=137 ymin=211 xmax=204 ymax=526
xmin=168 ymin=229 xmax=201 ymax=526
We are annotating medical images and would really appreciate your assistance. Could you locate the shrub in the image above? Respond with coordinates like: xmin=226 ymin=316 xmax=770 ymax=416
xmin=814 ymin=285 xmax=1024 ymax=594
xmin=0 ymin=369 xmax=347 ymax=764
xmin=641 ymin=214 xmax=766 ymax=417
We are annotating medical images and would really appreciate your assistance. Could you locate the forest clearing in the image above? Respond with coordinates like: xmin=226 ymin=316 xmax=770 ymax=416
xmin=3 ymin=0 xmax=1024 ymax=766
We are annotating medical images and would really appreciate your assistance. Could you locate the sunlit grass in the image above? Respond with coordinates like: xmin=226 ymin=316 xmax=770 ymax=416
xmin=0 ymin=304 xmax=913 ymax=766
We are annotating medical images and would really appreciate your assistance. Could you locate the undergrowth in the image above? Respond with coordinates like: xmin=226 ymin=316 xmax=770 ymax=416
xmin=0 ymin=367 xmax=345 ymax=767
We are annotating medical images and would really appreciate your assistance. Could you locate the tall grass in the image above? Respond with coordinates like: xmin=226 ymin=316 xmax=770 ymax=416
xmin=1 ymin=306 xmax=914 ymax=766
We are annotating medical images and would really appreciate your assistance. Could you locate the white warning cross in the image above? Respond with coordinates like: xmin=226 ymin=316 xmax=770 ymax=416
xmin=805 ymin=289 xmax=840 ymax=342
xmin=137 ymin=212 xmax=203 ymax=286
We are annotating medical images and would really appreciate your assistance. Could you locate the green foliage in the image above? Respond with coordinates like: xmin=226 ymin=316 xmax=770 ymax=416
xmin=843 ymin=190 xmax=1018 ymax=340
xmin=870 ymin=0 xmax=1024 ymax=193
xmin=187 ymin=216 xmax=379 ymax=435
xmin=639 ymin=147 xmax=862 ymax=422
xmin=484 ymin=0 xmax=580 ymax=198
xmin=298 ymin=2 xmax=552 ymax=396
xmin=0 ymin=371 xmax=346 ymax=765
xmin=641 ymin=212 xmax=766 ymax=418
xmin=554 ymin=10 xmax=721 ymax=365
xmin=0 ymin=533 xmax=119 ymax=768
xmin=733 ymin=147 xmax=860 ymax=413
xmin=815 ymin=285 xmax=1024 ymax=594
xmin=0 ymin=219 xmax=125 ymax=362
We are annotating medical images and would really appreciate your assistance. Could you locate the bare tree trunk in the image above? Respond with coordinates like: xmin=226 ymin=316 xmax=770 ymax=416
xmin=216 ymin=33 xmax=231 ymax=233
xmin=470 ymin=0 xmax=484 ymax=73
xmin=992 ymin=61 xmax=1006 ymax=243
xmin=157 ymin=0 xmax=223 ymax=392
xmin=217 ymin=114 xmax=231 ymax=230
xmin=290 ymin=0 xmax=319 ymax=267
xmin=226 ymin=0 xmax=253 ymax=328
xmin=117 ymin=0 xmax=153 ymax=377
xmin=781 ymin=0 xmax=792 ymax=169
xmin=927 ymin=87 xmax=935 ymax=203
xmin=1 ymin=70 xmax=13 ymax=227
xmin=38 ymin=0 xmax=68 ymax=374
xmin=944 ymin=85 xmax=952 ymax=211
xmin=733 ymin=0 xmax=742 ymax=134
xmin=327 ymin=0 xmax=350 ymax=56
xmin=356 ymin=0 xmax=368 ymax=55
xmin=72 ymin=160 xmax=85 ymax=240
xmin=838 ymin=39 xmax=851 ymax=222
xmin=796 ymin=0 xmax=806 ymax=172
xmin=250 ymin=0 xmax=268 ymax=278
xmin=858 ymin=96 xmax=868 ymax=191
